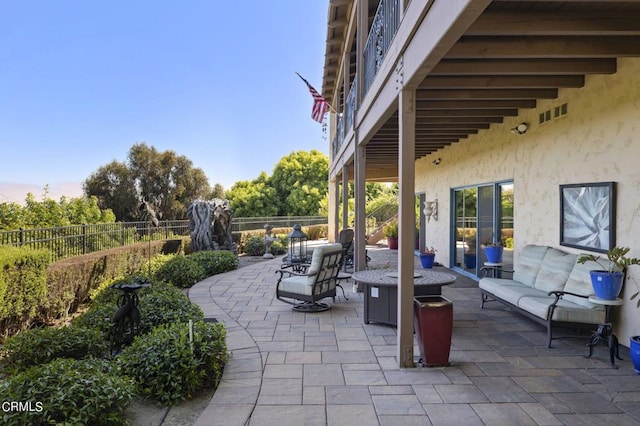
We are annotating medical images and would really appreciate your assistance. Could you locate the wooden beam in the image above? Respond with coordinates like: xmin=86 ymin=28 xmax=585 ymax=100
xmin=447 ymin=36 xmax=640 ymax=58
xmin=420 ymin=75 xmax=585 ymax=89
xmin=431 ymin=58 xmax=617 ymax=75
xmin=467 ymin=9 xmax=640 ymax=36
xmin=417 ymin=88 xmax=558 ymax=99
xmin=416 ymin=99 xmax=537 ymax=109
xmin=415 ymin=108 xmax=518 ymax=117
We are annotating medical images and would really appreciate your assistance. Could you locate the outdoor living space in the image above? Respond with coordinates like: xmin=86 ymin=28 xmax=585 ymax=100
xmin=189 ymin=245 xmax=640 ymax=426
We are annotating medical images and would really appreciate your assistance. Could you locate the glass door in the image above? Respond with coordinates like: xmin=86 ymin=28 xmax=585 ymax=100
xmin=452 ymin=181 xmax=514 ymax=277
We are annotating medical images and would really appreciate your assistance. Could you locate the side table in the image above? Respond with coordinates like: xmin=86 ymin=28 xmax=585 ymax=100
xmin=585 ymin=296 xmax=624 ymax=368
xmin=483 ymin=262 xmax=503 ymax=278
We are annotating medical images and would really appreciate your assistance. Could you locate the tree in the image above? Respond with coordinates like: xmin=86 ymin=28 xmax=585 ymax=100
xmin=271 ymin=150 xmax=328 ymax=216
xmin=83 ymin=161 xmax=138 ymax=221
xmin=85 ymin=143 xmax=213 ymax=221
xmin=211 ymin=183 xmax=226 ymax=199
xmin=226 ymin=173 xmax=278 ymax=217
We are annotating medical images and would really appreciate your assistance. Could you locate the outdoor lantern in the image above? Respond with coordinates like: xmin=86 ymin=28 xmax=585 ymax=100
xmin=287 ymin=224 xmax=308 ymax=263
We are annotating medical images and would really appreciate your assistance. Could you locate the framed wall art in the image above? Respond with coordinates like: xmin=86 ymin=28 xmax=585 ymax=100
xmin=559 ymin=181 xmax=615 ymax=253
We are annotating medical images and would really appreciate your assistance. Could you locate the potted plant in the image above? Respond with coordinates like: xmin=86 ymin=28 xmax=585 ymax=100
xmin=464 ymin=237 xmax=477 ymax=269
xmin=577 ymin=246 xmax=640 ymax=301
xmin=626 ymin=267 xmax=640 ymax=374
xmin=419 ymin=247 xmax=436 ymax=269
xmin=483 ymin=238 xmax=504 ymax=264
xmin=384 ymin=221 xmax=399 ymax=250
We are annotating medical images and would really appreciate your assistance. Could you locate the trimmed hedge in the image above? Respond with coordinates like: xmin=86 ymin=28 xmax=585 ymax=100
xmin=188 ymin=250 xmax=238 ymax=276
xmin=0 ymin=246 xmax=50 ymax=336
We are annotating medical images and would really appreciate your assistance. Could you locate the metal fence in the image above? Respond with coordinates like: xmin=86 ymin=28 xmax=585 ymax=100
xmin=0 ymin=216 xmax=327 ymax=262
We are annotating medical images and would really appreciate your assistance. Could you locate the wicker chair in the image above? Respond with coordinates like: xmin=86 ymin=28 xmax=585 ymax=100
xmin=275 ymin=243 xmax=343 ymax=312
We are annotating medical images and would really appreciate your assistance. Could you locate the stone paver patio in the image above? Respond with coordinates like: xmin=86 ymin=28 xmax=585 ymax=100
xmin=189 ymin=245 xmax=640 ymax=425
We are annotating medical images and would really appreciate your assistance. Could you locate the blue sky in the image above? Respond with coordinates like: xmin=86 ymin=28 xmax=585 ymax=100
xmin=0 ymin=1 xmax=329 ymax=203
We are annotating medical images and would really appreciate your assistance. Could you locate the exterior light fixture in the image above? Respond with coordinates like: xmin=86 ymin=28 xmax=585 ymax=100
xmin=432 ymin=158 xmax=441 ymax=165
xmin=287 ymin=224 xmax=308 ymax=263
xmin=423 ymin=199 xmax=438 ymax=222
xmin=511 ymin=122 xmax=528 ymax=135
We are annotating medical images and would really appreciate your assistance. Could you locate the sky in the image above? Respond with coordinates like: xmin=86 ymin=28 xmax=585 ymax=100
xmin=0 ymin=1 xmax=329 ymax=203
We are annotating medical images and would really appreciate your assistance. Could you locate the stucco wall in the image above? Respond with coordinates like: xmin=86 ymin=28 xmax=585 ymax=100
xmin=415 ymin=57 xmax=640 ymax=344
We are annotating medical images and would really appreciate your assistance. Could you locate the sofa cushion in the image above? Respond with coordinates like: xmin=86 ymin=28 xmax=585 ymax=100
xmin=480 ymin=278 xmax=545 ymax=306
xmin=534 ymin=248 xmax=578 ymax=293
xmin=517 ymin=296 xmax=605 ymax=323
xmin=513 ymin=245 xmax=549 ymax=288
xmin=563 ymin=259 xmax=600 ymax=307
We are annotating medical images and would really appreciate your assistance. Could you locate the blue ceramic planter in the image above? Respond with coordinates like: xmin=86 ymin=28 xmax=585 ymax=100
xmin=484 ymin=246 xmax=503 ymax=263
xmin=464 ymin=253 xmax=477 ymax=269
xmin=589 ymin=271 xmax=624 ymax=300
xmin=631 ymin=336 xmax=640 ymax=375
xmin=420 ymin=254 xmax=435 ymax=268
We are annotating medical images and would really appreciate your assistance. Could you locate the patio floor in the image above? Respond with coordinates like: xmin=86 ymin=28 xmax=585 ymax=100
xmin=188 ymin=245 xmax=640 ymax=426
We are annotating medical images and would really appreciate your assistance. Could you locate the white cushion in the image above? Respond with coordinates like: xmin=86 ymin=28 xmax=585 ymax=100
xmin=534 ymin=248 xmax=577 ymax=293
xmin=513 ymin=245 xmax=549 ymax=287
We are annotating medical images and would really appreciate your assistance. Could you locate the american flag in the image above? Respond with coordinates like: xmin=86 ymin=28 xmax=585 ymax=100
xmin=296 ymin=72 xmax=328 ymax=123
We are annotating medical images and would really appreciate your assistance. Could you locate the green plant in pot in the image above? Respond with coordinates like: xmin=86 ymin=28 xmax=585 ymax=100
xmin=577 ymin=246 xmax=640 ymax=301
xmin=383 ymin=221 xmax=399 ymax=250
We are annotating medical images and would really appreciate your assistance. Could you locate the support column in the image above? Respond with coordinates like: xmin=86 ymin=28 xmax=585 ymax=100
xmin=354 ymin=145 xmax=367 ymax=271
xmin=398 ymin=87 xmax=416 ymax=368
xmin=330 ymin=177 xmax=340 ymax=242
xmin=342 ymin=165 xmax=350 ymax=231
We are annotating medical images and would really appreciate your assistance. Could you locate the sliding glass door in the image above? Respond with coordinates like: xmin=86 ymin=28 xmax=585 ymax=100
xmin=452 ymin=181 xmax=514 ymax=278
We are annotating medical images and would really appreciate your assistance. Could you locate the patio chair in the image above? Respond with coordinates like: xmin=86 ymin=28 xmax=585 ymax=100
xmin=339 ymin=229 xmax=354 ymax=271
xmin=275 ymin=243 xmax=343 ymax=312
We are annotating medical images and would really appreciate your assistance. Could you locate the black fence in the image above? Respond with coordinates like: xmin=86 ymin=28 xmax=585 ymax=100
xmin=0 ymin=216 xmax=326 ymax=262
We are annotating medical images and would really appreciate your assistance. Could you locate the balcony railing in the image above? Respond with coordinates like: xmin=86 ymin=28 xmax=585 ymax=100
xmin=363 ymin=0 xmax=400 ymax=97
xmin=331 ymin=0 xmax=400 ymax=159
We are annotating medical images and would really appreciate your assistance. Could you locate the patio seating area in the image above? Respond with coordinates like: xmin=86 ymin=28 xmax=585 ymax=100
xmin=189 ymin=245 xmax=640 ymax=426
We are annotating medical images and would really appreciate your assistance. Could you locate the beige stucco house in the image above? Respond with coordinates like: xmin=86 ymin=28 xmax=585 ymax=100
xmin=321 ymin=0 xmax=640 ymax=367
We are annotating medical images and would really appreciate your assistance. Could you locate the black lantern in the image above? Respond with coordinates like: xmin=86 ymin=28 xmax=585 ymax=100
xmin=287 ymin=224 xmax=308 ymax=263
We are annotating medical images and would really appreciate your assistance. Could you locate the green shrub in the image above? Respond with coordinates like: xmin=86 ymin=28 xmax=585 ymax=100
xmin=116 ymin=320 xmax=227 ymax=405
xmin=154 ymin=255 xmax=206 ymax=288
xmin=72 ymin=301 xmax=118 ymax=344
xmin=0 ymin=246 xmax=50 ymax=335
xmin=270 ymin=240 xmax=287 ymax=255
xmin=0 ymin=357 xmax=134 ymax=426
xmin=188 ymin=250 xmax=239 ymax=276
xmin=137 ymin=282 xmax=204 ymax=334
xmin=244 ymin=235 xmax=266 ymax=256
xmin=138 ymin=253 xmax=176 ymax=280
xmin=1 ymin=326 xmax=108 ymax=374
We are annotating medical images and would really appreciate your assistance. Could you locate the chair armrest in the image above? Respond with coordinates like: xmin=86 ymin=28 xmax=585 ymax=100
xmin=547 ymin=290 xmax=589 ymax=299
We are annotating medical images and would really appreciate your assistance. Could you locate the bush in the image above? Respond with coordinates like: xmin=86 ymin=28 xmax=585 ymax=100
xmin=270 ymin=240 xmax=287 ymax=255
xmin=188 ymin=250 xmax=238 ymax=276
xmin=116 ymin=321 xmax=227 ymax=405
xmin=1 ymin=326 xmax=108 ymax=374
xmin=244 ymin=235 xmax=266 ymax=256
xmin=154 ymin=255 xmax=206 ymax=288
xmin=137 ymin=282 xmax=204 ymax=335
xmin=138 ymin=253 xmax=176 ymax=280
xmin=0 ymin=357 xmax=134 ymax=426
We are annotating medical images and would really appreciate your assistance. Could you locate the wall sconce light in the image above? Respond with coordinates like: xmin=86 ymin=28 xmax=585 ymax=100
xmin=510 ymin=122 xmax=528 ymax=135
xmin=432 ymin=158 xmax=441 ymax=165
xmin=423 ymin=199 xmax=438 ymax=222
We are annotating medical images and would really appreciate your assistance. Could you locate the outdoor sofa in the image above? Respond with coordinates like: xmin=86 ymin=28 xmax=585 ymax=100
xmin=479 ymin=244 xmax=605 ymax=347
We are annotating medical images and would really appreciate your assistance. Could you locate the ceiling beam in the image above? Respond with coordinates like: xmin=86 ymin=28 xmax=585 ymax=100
xmin=467 ymin=9 xmax=640 ymax=36
xmin=415 ymin=108 xmax=518 ymax=117
xmin=420 ymin=75 xmax=585 ymax=89
xmin=447 ymin=36 xmax=640 ymax=58
xmin=416 ymin=88 xmax=558 ymax=99
xmin=431 ymin=58 xmax=617 ymax=75
xmin=416 ymin=99 xmax=537 ymax=109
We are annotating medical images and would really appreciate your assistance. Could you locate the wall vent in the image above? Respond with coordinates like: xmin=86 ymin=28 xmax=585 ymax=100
xmin=539 ymin=109 xmax=552 ymax=125
xmin=554 ymin=103 xmax=568 ymax=119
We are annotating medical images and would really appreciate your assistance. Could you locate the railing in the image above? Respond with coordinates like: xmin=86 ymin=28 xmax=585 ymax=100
xmin=363 ymin=0 xmax=400 ymax=97
xmin=332 ymin=114 xmax=345 ymax=159
xmin=0 ymin=216 xmax=327 ymax=262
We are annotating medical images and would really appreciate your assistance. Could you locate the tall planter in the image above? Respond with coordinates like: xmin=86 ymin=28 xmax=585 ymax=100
xmin=589 ymin=270 xmax=624 ymax=300
xmin=631 ymin=336 xmax=640 ymax=375
xmin=387 ymin=237 xmax=398 ymax=250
